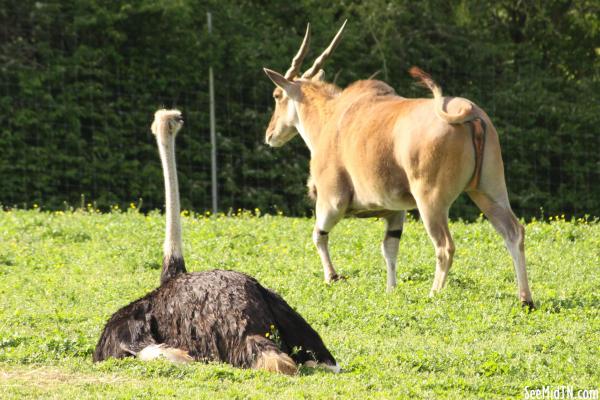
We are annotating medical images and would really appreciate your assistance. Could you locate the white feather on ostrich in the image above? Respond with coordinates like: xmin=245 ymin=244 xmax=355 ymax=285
xmin=93 ymin=109 xmax=338 ymax=375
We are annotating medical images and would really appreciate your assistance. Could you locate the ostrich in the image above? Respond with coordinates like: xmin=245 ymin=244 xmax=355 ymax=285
xmin=93 ymin=109 xmax=338 ymax=374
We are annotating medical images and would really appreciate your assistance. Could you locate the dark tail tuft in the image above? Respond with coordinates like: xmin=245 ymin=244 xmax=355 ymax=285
xmin=410 ymin=66 xmax=474 ymax=124
xmin=409 ymin=66 xmax=441 ymax=97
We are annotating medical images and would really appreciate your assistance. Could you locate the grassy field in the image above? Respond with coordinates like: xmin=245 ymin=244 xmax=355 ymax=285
xmin=0 ymin=208 xmax=598 ymax=399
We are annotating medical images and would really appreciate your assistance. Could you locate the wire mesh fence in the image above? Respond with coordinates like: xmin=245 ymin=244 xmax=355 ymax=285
xmin=1 ymin=1 xmax=598 ymax=219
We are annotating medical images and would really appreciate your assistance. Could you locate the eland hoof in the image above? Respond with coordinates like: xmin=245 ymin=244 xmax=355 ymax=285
xmin=521 ymin=300 xmax=536 ymax=311
xmin=325 ymin=273 xmax=347 ymax=284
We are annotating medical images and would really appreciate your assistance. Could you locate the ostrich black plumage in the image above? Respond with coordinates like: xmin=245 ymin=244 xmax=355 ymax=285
xmin=93 ymin=110 xmax=338 ymax=374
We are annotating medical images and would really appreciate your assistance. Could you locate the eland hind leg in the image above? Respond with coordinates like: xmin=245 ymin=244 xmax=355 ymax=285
xmin=381 ymin=211 xmax=406 ymax=292
xmin=468 ymin=190 xmax=533 ymax=308
xmin=415 ymin=200 xmax=455 ymax=296
xmin=466 ymin=120 xmax=534 ymax=308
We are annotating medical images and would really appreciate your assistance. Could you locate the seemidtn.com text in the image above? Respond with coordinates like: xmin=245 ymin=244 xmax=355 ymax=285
xmin=524 ymin=386 xmax=599 ymax=399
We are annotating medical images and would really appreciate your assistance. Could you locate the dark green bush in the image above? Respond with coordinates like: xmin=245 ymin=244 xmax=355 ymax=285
xmin=0 ymin=0 xmax=598 ymax=217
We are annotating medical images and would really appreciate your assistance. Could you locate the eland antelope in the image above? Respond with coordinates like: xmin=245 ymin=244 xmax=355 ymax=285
xmin=262 ymin=22 xmax=534 ymax=308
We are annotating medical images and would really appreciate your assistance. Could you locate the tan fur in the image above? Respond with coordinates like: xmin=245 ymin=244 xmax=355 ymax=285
xmin=307 ymin=175 xmax=317 ymax=202
xmin=137 ymin=344 xmax=193 ymax=363
xmin=253 ymin=351 xmax=298 ymax=376
xmin=264 ymin=64 xmax=534 ymax=305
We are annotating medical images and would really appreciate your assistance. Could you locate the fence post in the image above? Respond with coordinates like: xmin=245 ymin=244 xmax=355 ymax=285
xmin=207 ymin=11 xmax=218 ymax=215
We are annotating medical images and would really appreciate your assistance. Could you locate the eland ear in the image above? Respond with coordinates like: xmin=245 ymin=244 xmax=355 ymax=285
xmin=312 ymin=69 xmax=325 ymax=82
xmin=263 ymin=68 xmax=301 ymax=99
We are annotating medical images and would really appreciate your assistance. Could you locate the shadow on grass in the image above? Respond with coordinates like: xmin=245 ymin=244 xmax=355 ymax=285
xmin=537 ymin=297 xmax=600 ymax=313
xmin=496 ymin=293 xmax=600 ymax=313
xmin=297 ymin=364 xmax=343 ymax=376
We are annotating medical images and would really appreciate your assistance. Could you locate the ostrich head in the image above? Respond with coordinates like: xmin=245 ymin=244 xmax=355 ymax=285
xmin=151 ymin=109 xmax=184 ymax=143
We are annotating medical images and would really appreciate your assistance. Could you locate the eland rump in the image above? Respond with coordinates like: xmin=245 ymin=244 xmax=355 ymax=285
xmin=262 ymin=22 xmax=534 ymax=308
xmin=93 ymin=110 xmax=338 ymax=374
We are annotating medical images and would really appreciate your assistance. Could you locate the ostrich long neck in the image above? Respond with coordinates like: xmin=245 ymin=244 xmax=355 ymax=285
xmin=158 ymin=133 xmax=187 ymax=285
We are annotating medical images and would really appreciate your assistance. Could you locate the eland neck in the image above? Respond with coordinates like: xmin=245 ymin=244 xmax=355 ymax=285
xmin=293 ymin=82 xmax=340 ymax=156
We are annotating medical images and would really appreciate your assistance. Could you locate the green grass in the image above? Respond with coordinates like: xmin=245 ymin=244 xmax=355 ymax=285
xmin=0 ymin=209 xmax=598 ymax=399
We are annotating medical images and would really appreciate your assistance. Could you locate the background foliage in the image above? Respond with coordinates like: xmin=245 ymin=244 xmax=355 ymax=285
xmin=1 ymin=0 xmax=598 ymax=217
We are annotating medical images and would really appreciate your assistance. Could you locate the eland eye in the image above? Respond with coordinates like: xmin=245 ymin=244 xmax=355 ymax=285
xmin=273 ymin=93 xmax=282 ymax=100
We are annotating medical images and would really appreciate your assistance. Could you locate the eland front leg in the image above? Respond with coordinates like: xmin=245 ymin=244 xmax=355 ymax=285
xmin=313 ymin=197 xmax=347 ymax=283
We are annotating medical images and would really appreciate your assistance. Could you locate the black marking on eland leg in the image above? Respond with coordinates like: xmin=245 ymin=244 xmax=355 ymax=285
xmin=160 ymin=255 xmax=187 ymax=285
xmin=318 ymin=230 xmax=329 ymax=236
xmin=385 ymin=229 xmax=403 ymax=240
